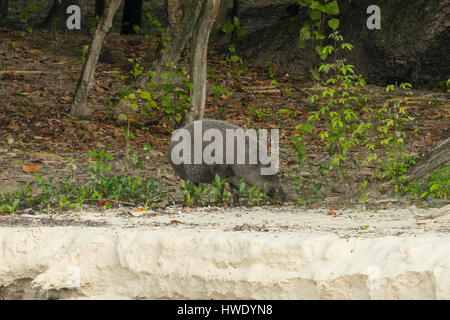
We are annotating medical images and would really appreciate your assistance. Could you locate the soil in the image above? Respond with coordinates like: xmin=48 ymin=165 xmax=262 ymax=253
xmin=0 ymin=2 xmax=449 ymax=211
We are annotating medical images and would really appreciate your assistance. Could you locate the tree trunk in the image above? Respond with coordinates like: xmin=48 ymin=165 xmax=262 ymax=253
xmin=70 ymin=0 xmax=123 ymax=118
xmin=237 ymin=0 xmax=450 ymax=86
xmin=230 ymin=0 xmax=239 ymax=42
xmin=230 ymin=0 xmax=239 ymax=21
xmin=115 ymin=0 xmax=205 ymax=119
xmin=186 ymin=0 xmax=221 ymax=123
xmin=137 ymin=0 xmax=205 ymax=88
xmin=95 ymin=0 xmax=105 ymax=17
xmin=40 ymin=0 xmax=81 ymax=29
xmin=339 ymin=0 xmax=450 ymax=85
xmin=121 ymin=0 xmax=143 ymax=34
xmin=0 ymin=0 xmax=8 ymax=19
xmin=115 ymin=0 xmax=221 ymax=126
xmin=210 ymin=0 xmax=229 ymax=37
xmin=406 ymin=138 xmax=450 ymax=183
xmin=154 ymin=0 xmax=204 ymax=74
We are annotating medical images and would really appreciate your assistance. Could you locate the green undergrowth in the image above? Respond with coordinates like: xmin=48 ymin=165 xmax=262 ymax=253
xmin=0 ymin=151 xmax=166 ymax=215
xmin=180 ymin=174 xmax=284 ymax=208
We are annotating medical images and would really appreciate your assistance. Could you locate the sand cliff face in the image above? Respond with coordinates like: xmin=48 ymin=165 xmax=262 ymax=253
xmin=0 ymin=206 xmax=449 ymax=299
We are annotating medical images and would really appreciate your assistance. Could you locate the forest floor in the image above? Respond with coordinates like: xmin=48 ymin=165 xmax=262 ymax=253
xmin=0 ymin=29 xmax=449 ymax=212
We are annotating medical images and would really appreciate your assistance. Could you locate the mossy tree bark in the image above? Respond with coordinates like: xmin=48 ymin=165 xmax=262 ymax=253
xmin=139 ymin=0 xmax=205 ymax=86
xmin=70 ymin=0 xmax=122 ymax=118
xmin=95 ymin=0 xmax=105 ymax=17
xmin=121 ymin=0 xmax=143 ymax=35
xmin=0 ymin=0 xmax=8 ymax=19
xmin=237 ymin=0 xmax=449 ymax=86
xmin=211 ymin=0 xmax=230 ymax=38
xmin=40 ymin=0 xmax=81 ymax=29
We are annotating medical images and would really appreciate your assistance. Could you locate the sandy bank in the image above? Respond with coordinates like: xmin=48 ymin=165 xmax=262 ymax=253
xmin=0 ymin=206 xmax=449 ymax=299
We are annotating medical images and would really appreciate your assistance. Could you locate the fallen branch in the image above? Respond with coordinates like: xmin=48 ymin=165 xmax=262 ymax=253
xmin=409 ymin=204 xmax=450 ymax=220
xmin=406 ymin=137 xmax=450 ymax=183
xmin=0 ymin=70 xmax=46 ymax=74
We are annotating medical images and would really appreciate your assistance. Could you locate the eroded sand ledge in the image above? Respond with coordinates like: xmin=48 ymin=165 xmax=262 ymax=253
xmin=0 ymin=206 xmax=449 ymax=299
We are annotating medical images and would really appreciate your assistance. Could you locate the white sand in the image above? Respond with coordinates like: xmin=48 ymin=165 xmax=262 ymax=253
xmin=0 ymin=205 xmax=449 ymax=299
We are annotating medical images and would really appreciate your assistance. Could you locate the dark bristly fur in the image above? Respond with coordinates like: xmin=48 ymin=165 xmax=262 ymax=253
xmin=168 ymin=119 xmax=286 ymax=202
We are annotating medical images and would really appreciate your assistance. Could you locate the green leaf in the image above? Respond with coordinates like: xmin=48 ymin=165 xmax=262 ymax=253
xmin=386 ymin=84 xmax=395 ymax=93
xmin=299 ymin=23 xmax=311 ymax=41
xmin=222 ymin=23 xmax=235 ymax=33
xmin=130 ymin=103 xmax=138 ymax=111
xmin=328 ymin=18 xmax=339 ymax=30
xmin=310 ymin=10 xmax=321 ymax=20
xmin=429 ymin=184 xmax=440 ymax=192
xmin=235 ymin=25 xmax=245 ymax=37
xmin=400 ymin=82 xmax=412 ymax=89
xmin=315 ymin=45 xmax=329 ymax=60
xmin=139 ymin=90 xmax=152 ymax=100
xmin=146 ymin=99 xmax=156 ymax=109
xmin=229 ymin=55 xmax=240 ymax=62
xmin=318 ymin=63 xmax=331 ymax=73
xmin=160 ymin=71 xmax=171 ymax=81
xmin=313 ymin=31 xmax=325 ymax=40
xmin=27 ymin=3 xmax=38 ymax=11
xmin=104 ymin=153 xmax=114 ymax=161
xmin=296 ymin=123 xmax=314 ymax=134
xmin=184 ymin=81 xmax=194 ymax=90
xmin=341 ymin=42 xmax=353 ymax=50
xmin=325 ymin=1 xmax=339 ymax=15
xmin=310 ymin=1 xmax=324 ymax=11
xmin=148 ymin=83 xmax=159 ymax=91
xmin=161 ymin=95 xmax=171 ymax=107
xmin=297 ymin=39 xmax=307 ymax=48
